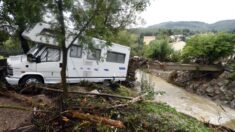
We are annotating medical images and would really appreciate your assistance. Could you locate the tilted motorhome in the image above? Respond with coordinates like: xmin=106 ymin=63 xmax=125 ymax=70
xmin=5 ymin=23 xmax=130 ymax=86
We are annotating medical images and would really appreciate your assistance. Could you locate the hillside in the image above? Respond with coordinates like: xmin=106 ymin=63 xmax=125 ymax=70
xmin=148 ymin=21 xmax=209 ymax=31
xmin=135 ymin=20 xmax=235 ymax=33
xmin=210 ymin=20 xmax=235 ymax=31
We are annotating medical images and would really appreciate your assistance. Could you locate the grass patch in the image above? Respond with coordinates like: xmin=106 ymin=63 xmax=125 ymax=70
xmin=129 ymin=102 xmax=211 ymax=132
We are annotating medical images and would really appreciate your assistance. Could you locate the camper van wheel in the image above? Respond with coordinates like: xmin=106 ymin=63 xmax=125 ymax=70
xmin=19 ymin=76 xmax=43 ymax=93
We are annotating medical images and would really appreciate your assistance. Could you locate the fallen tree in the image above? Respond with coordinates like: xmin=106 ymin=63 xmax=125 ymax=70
xmin=67 ymin=111 xmax=125 ymax=128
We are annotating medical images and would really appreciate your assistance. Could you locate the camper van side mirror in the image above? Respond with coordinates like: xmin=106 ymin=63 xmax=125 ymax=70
xmin=27 ymin=54 xmax=37 ymax=62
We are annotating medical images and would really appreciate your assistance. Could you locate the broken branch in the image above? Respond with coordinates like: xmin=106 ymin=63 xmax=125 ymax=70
xmin=108 ymin=93 xmax=148 ymax=109
xmin=36 ymin=86 xmax=133 ymax=100
xmin=68 ymin=111 xmax=125 ymax=128
xmin=0 ymin=105 xmax=31 ymax=111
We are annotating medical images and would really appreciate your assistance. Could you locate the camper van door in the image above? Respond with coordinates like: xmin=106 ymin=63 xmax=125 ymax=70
xmin=36 ymin=47 xmax=62 ymax=83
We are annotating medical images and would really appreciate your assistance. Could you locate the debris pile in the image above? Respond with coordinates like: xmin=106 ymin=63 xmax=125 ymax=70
xmin=124 ymin=57 xmax=149 ymax=87
xmin=0 ymin=82 xmax=219 ymax=131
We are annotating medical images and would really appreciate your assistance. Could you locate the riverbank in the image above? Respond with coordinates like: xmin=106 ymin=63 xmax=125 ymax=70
xmin=136 ymin=70 xmax=235 ymax=131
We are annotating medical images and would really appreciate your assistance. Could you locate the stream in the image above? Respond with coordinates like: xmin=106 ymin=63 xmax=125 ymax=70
xmin=135 ymin=70 xmax=235 ymax=130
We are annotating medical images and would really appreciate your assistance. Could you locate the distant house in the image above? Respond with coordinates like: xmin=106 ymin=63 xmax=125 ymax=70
xmin=143 ymin=36 xmax=156 ymax=45
xmin=170 ymin=35 xmax=185 ymax=42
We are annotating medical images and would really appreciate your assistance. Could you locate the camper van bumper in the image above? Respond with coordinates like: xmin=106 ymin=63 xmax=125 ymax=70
xmin=5 ymin=76 xmax=19 ymax=85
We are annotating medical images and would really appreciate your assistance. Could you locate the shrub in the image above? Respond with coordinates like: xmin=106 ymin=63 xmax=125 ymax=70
xmin=0 ymin=56 xmax=4 ymax=60
xmin=169 ymin=50 xmax=182 ymax=62
xmin=182 ymin=33 xmax=235 ymax=64
xmin=145 ymin=39 xmax=173 ymax=61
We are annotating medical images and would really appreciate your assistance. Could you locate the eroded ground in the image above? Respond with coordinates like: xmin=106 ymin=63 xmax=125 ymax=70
xmin=136 ymin=70 xmax=235 ymax=131
xmin=0 ymin=97 xmax=32 ymax=131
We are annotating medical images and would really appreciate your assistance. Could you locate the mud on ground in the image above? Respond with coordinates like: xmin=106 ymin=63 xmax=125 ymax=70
xmin=0 ymin=97 xmax=32 ymax=131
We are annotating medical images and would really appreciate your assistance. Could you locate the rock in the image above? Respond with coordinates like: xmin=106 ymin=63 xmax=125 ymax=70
xmin=215 ymin=89 xmax=221 ymax=94
xmin=225 ymin=94 xmax=234 ymax=101
xmin=189 ymin=84 xmax=194 ymax=90
xmin=217 ymin=82 xmax=224 ymax=87
xmin=223 ymin=80 xmax=230 ymax=85
xmin=206 ymin=87 xmax=214 ymax=93
xmin=223 ymin=101 xmax=229 ymax=105
xmin=220 ymin=86 xmax=226 ymax=92
xmin=230 ymin=99 xmax=235 ymax=108
xmin=90 ymin=89 xmax=100 ymax=94
xmin=207 ymin=92 xmax=215 ymax=97
xmin=209 ymin=79 xmax=217 ymax=86
xmin=201 ymin=84 xmax=208 ymax=89
xmin=196 ymin=89 xmax=205 ymax=95
xmin=228 ymin=81 xmax=235 ymax=88
xmin=193 ymin=83 xmax=200 ymax=88
xmin=212 ymin=95 xmax=221 ymax=100
xmin=219 ymin=71 xmax=229 ymax=79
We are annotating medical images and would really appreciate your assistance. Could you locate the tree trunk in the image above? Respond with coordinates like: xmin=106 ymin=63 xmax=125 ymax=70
xmin=57 ymin=0 xmax=68 ymax=99
xmin=19 ymin=30 xmax=29 ymax=54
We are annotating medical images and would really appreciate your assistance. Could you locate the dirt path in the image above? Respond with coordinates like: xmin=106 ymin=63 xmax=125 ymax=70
xmin=136 ymin=70 xmax=235 ymax=131
xmin=0 ymin=97 xmax=32 ymax=131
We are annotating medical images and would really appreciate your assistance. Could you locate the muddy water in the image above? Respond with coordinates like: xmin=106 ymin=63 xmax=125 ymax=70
xmin=135 ymin=70 xmax=235 ymax=130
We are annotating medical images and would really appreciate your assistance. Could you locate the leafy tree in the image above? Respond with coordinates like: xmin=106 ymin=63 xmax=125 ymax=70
xmin=3 ymin=38 xmax=21 ymax=53
xmin=47 ymin=0 xmax=149 ymax=98
xmin=145 ymin=39 xmax=173 ymax=61
xmin=138 ymin=33 xmax=144 ymax=45
xmin=0 ymin=0 xmax=47 ymax=53
xmin=169 ymin=50 xmax=181 ymax=62
xmin=0 ymin=30 xmax=8 ymax=44
xmin=155 ymin=29 xmax=173 ymax=40
xmin=109 ymin=30 xmax=144 ymax=56
xmin=182 ymin=33 xmax=235 ymax=64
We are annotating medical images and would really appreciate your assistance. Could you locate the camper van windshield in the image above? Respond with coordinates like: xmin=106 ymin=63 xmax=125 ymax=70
xmin=27 ymin=44 xmax=42 ymax=56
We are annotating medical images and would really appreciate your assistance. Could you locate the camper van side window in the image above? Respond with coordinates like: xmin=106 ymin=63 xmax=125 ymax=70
xmin=106 ymin=51 xmax=125 ymax=63
xmin=87 ymin=49 xmax=101 ymax=60
xmin=40 ymin=48 xmax=60 ymax=62
xmin=70 ymin=45 xmax=82 ymax=58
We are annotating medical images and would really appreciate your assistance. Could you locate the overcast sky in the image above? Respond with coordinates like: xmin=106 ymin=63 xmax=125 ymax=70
xmin=139 ymin=0 xmax=235 ymax=27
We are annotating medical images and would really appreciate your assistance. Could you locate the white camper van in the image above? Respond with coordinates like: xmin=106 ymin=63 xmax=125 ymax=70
xmin=5 ymin=23 xmax=130 ymax=86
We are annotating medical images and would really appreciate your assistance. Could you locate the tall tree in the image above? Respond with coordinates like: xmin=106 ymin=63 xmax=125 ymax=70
xmin=182 ymin=33 xmax=235 ymax=64
xmin=48 ymin=0 xmax=150 ymax=98
xmin=0 ymin=0 xmax=46 ymax=53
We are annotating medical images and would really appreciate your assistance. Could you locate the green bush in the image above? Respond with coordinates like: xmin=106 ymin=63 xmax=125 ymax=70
xmin=145 ymin=39 xmax=173 ymax=61
xmin=0 ymin=56 xmax=4 ymax=60
xmin=182 ymin=33 xmax=235 ymax=64
xmin=169 ymin=50 xmax=182 ymax=62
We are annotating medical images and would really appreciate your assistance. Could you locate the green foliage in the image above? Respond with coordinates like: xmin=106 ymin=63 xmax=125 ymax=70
xmin=228 ymin=72 xmax=235 ymax=81
xmin=3 ymin=38 xmax=20 ymax=51
xmin=155 ymin=29 xmax=173 ymax=40
xmin=145 ymin=39 xmax=173 ymax=61
xmin=169 ymin=50 xmax=182 ymax=62
xmin=182 ymin=33 xmax=235 ymax=64
xmin=0 ymin=0 xmax=47 ymax=28
xmin=109 ymin=30 xmax=143 ymax=56
xmin=0 ymin=30 xmax=9 ymax=44
xmin=131 ymin=102 xmax=212 ymax=132
xmin=65 ymin=0 xmax=150 ymax=46
xmin=0 ymin=56 xmax=4 ymax=60
xmin=115 ymin=85 xmax=138 ymax=97
xmin=0 ymin=0 xmax=48 ymax=52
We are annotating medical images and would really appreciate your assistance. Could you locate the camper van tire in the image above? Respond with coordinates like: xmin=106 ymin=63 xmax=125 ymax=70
xmin=19 ymin=75 xmax=44 ymax=93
